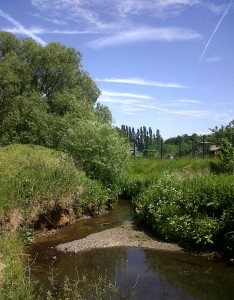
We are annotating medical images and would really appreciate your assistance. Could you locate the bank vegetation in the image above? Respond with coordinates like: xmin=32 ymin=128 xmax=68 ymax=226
xmin=0 ymin=31 xmax=233 ymax=299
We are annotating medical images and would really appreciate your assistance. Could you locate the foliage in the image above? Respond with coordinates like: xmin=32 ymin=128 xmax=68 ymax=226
xmin=209 ymin=119 xmax=234 ymax=144
xmin=210 ymin=138 xmax=234 ymax=174
xmin=133 ymin=172 xmax=234 ymax=257
xmin=120 ymin=125 xmax=162 ymax=152
xmin=60 ymin=120 xmax=129 ymax=186
xmin=0 ymin=144 xmax=80 ymax=212
xmin=77 ymin=177 xmax=110 ymax=216
xmin=0 ymin=32 xmax=129 ymax=186
xmin=121 ymin=157 xmax=210 ymax=198
xmin=0 ymin=233 xmax=36 ymax=300
xmin=0 ymin=144 xmax=113 ymax=232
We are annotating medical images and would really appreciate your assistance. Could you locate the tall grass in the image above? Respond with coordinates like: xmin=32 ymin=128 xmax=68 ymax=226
xmin=0 ymin=233 xmax=36 ymax=300
xmin=121 ymin=157 xmax=211 ymax=198
xmin=126 ymin=157 xmax=210 ymax=179
xmin=0 ymin=144 xmax=81 ymax=212
xmin=0 ymin=144 xmax=121 ymax=299
xmin=0 ymin=144 xmax=111 ymax=231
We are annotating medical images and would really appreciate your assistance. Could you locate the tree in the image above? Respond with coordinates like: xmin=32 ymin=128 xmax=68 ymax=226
xmin=155 ymin=129 xmax=161 ymax=150
xmin=0 ymin=32 xmax=129 ymax=185
xmin=95 ymin=103 xmax=112 ymax=125
xmin=0 ymin=32 xmax=100 ymax=148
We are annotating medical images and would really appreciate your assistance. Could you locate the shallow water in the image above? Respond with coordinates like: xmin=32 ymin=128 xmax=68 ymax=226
xmin=28 ymin=200 xmax=234 ymax=299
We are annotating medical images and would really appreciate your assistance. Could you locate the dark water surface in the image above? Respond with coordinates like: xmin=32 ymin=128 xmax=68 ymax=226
xmin=28 ymin=200 xmax=234 ymax=299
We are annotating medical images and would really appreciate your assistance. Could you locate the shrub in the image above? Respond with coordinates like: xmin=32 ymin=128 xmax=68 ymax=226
xmin=60 ymin=120 xmax=130 ymax=186
xmin=210 ymin=138 xmax=234 ymax=174
xmin=133 ymin=172 xmax=234 ymax=256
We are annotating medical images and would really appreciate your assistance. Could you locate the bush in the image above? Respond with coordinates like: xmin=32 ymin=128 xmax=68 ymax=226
xmin=133 ymin=172 xmax=234 ymax=256
xmin=60 ymin=120 xmax=129 ymax=186
xmin=210 ymin=138 xmax=234 ymax=174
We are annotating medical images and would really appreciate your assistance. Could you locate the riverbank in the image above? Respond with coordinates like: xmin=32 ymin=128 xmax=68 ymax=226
xmin=56 ymin=220 xmax=182 ymax=253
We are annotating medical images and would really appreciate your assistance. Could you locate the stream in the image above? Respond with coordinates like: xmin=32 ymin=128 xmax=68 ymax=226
xmin=28 ymin=199 xmax=234 ymax=299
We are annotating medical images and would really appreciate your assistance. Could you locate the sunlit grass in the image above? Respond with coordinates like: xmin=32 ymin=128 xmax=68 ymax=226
xmin=125 ymin=157 xmax=211 ymax=179
xmin=121 ymin=157 xmax=212 ymax=199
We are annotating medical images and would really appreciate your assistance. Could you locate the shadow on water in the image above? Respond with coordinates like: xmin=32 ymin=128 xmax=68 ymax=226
xmin=28 ymin=200 xmax=234 ymax=300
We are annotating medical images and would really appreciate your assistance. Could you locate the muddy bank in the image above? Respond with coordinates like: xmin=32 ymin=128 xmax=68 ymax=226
xmin=57 ymin=220 xmax=182 ymax=253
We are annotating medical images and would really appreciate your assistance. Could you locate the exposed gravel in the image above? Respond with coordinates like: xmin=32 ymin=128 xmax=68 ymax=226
xmin=57 ymin=220 xmax=182 ymax=253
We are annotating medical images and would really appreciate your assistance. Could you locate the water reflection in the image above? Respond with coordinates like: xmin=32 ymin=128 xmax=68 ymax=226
xmin=29 ymin=200 xmax=234 ymax=299
xmin=31 ymin=246 xmax=234 ymax=300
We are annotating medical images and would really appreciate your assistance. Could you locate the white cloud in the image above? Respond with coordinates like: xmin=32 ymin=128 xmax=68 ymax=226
xmin=0 ymin=9 xmax=47 ymax=45
xmin=122 ymin=106 xmax=147 ymax=115
xmin=137 ymin=104 xmax=228 ymax=122
xmin=99 ymin=96 xmax=140 ymax=105
xmin=2 ymin=26 xmax=98 ymax=35
xmin=88 ymin=26 xmax=201 ymax=48
xmin=176 ymin=99 xmax=201 ymax=103
xmin=30 ymin=0 xmax=227 ymax=34
xmin=101 ymin=90 xmax=152 ymax=100
xmin=32 ymin=13 xmax=68 ymax=25
xmin=204 ymin=56 xmax=221 ymax=63
xmin=97 ymin=77 xmax=188 ymax=88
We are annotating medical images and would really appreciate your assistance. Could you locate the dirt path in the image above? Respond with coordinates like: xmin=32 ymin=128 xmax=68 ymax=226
xmin=57 ymin=220 xmax=182 ymax=253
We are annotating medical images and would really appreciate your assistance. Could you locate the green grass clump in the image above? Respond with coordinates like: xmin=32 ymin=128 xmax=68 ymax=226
xmin=0 ymin=144 xmax=112 ymax=231
xmin=0 ymin=144 xmax=81 ymax=211
xmin=0 ymin=233 xmax=35 ymax=300
xmin=133 ymin=172 xmax=234 ymax=258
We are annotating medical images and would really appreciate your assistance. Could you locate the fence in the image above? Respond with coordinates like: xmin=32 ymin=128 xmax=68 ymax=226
xmin=130 ymin=136 xmax=221 ymax=159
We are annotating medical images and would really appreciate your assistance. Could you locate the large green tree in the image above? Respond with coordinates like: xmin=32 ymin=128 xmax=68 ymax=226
xmin=0 ymin=32 xmax=129 ymax=185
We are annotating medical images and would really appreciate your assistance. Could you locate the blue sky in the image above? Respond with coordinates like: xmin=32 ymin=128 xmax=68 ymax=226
xmin=0 ymin=0 xmax=233 ymax=139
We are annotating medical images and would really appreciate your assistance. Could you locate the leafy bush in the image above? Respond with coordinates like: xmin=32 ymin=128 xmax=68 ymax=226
xmin=210 ymin=138 xmax=234 ymax=174
xmin=60 ymin=120 xmax=129 ymax=186
xmin=77 ymin=178 xmax=110 ymax=216
xmin=133 ymin=172 xmax=234 ymax=256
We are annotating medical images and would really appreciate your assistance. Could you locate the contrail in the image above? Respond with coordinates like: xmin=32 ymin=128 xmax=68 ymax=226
xmin=0 ymin=9 xmax=47 ymax=46
xmin=199 ymin=0 xmax=233 ymax=63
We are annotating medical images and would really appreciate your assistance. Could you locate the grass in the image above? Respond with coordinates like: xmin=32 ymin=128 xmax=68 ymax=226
xmin=129 ymin=158 xmax=234 ymax=259
xmin=0 ymin=144 xmax=111 ymax=231
xmin=0 ymin=144 xmax=122 ymax=299
xmin=0 ymin=233 xmax=35 ymax=300
xmin=125 ymin=157 xmax=210 ymax=179
xmin=121 ymin=157 xmax=211 ymax=199
xmin=0 ymin=144 xmax=82 ymax=212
